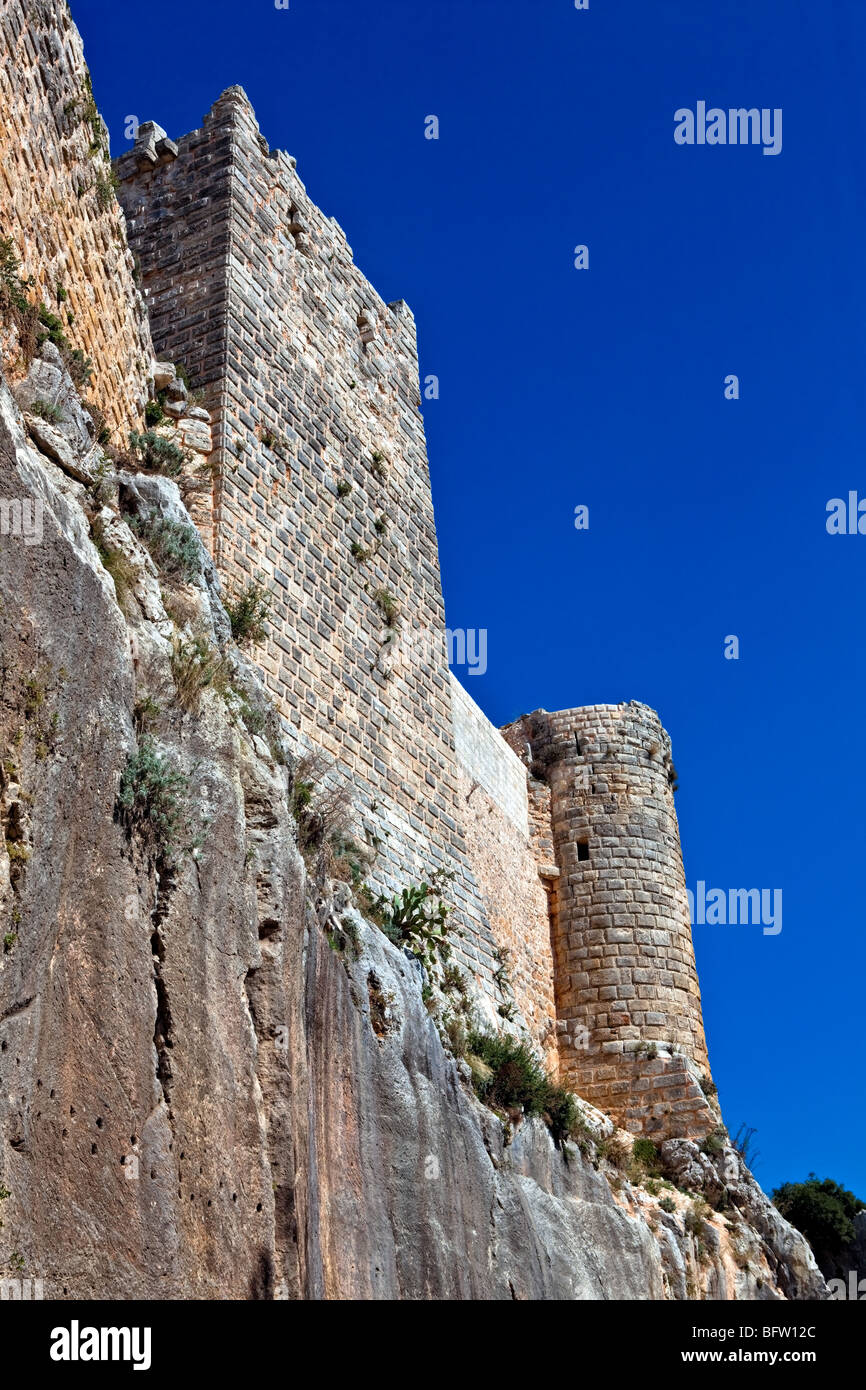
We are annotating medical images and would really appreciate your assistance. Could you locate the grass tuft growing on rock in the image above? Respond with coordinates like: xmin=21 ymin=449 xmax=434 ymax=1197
xmin=28 ymin=398 xmax=64 ymax=424
xmin=170 ymin=634 xmax=231 ymax=713
xmin=128 ymin=513 xmax=200 ymax=583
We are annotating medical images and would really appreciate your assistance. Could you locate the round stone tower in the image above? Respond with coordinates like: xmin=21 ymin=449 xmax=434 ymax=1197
xmin=508 ymin=702 xmax=717 ymax=1139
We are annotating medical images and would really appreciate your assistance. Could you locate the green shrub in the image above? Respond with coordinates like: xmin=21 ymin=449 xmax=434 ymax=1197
xmin=443 ymin=1013 xmax=467 ymax=1057
xmin=466 ymin=1029 xmax=578 ymax=1149
xmin=128 ymin=430 xmax=187 ymax=478
xmin=117 ymin=737 xmax=188 ymax=863
xmin=659 ymin=1195 xmax=676 ymax=1214
xmin=133 ymin=696 xmax=161 ymax=734
xmin=329 ymin=831 xmax=370 ymax=888
xmin=442 ymin=963 xmax=468 ymax=995
xmin=236 ymin=698 xmax=266 ymax=737
xmin=0 ymin=236 xmax=33 ymax=316
xmin=128 ymin=514 xmax=200 ymax=583
xmin=65 ymin=346 xmax=94 ymax=390
xmin=86 ymin=402 xmax=111 ymax=448
xmin=93 ymin=168 xmax=119 ymax=211
xmin=595 ymin=1132 xmax=632 ymax=1170
xmin=0 ymin=240 xmax=93 ymax=381
xmin=336 ymin=480 xmax=352 ymax=499
xmin=258 ymin=426 xmax=287 ymax=456
xmin=633 ymin=1138 xmax=661 ymax=1172
xmin=36 ymin=306 xmax=93 ymax=386
xmin=685 ymin=1197 xmax=712 ymax=1247
xmin=350 ymin=540 xmax=370 ymax=563
xmin=542 ymin=1085 xmax=580 ymax=1149
xmin=226 ymin=582 xmax=270 ymax=646
xmin=145 ymin=399 xmax=166 ymax=427
xmin=772 ymin=1176 xmax=865 ymax=1264
xmin=493 ymin=946 xmax=513 ymax=991
xmin=66 ymin=74 xmax=106 ymax=157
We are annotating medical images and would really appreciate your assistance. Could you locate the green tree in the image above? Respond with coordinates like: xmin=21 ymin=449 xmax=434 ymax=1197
xmin=772 ymin=1175 xmax=864 ymax=1265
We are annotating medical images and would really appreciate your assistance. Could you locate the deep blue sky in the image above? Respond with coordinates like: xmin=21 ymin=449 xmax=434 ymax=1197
xmin=75 ymin=0 xmax=865 ymax=1201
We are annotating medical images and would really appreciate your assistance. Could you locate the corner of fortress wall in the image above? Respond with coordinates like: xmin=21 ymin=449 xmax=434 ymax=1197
xmin=115 ymin=89 xmax=518 ymax=1023
xmin=0 ymin=0 xmax=153 ymax=434
xmin=0 ymin=0 xmax=717 ymax=1138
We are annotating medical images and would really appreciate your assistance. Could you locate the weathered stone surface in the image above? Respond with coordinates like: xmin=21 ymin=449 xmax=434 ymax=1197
xmin=152 ymin=362 xmax=176 ymax=391
xmin=24 ymin=414 xmax=99 ymax=484
xmin=0 ymin=374 xmax=304 ymax=1297
xmin=302 ymin=904 xmax=664 ymax=1299
xmin=176 ymin=418 xmax=212 ymax=455
xmin=0 ymin=376 xmax=826 ymax=1300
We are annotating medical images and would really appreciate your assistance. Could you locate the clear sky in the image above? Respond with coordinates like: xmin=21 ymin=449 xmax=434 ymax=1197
xmin=73 ymin=0 xmax=865 ymax=1201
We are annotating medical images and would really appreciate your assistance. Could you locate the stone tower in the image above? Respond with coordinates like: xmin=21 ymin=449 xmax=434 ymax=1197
xmin=505 ymin=702 xmax=717 ymax=1138
xmin=115 ymin=89 xmax=507 ymax=1000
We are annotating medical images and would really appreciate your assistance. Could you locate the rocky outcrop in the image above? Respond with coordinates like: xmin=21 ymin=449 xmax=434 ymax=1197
xmin=0 ymin=358 xmax=827 ymax=1300
xmin=0 ymin=358 xmax=306 ymax=1298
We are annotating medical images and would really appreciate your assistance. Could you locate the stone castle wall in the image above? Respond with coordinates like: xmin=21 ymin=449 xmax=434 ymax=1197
xmin=450 ymin=674 xmax=529 ymax=832
xmin=116 ymin=92 xmax=509 ymax=1005
xmin=0 ymin=0 xmax=153 ymax=434
xmin=451 ymin=676 xmax=558 ymax=1062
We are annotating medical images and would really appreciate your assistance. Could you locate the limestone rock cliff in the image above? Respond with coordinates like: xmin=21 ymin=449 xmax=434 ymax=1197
xmin=0 ymin=354 xmax=825 ymax=1300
